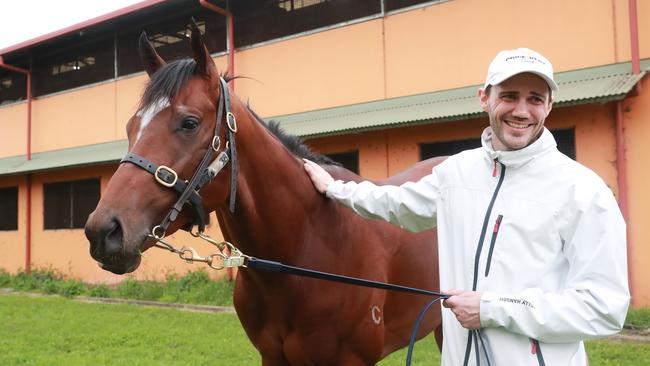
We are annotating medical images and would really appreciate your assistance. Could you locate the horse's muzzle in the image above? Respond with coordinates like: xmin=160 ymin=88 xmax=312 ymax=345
xmin=85 ymin=213 xmax=141 ymax=274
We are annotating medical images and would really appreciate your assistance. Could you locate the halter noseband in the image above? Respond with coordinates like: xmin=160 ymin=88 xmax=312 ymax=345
xmin=120 ymin=77 xmax=238 ymax=238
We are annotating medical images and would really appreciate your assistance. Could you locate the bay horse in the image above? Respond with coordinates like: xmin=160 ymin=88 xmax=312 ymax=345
xmin=85 ymin=23 xmax=445 ymax=365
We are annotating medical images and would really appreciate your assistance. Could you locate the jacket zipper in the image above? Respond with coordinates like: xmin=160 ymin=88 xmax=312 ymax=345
xmin=484 ymin=215 xmax=503 ymax=277
xmin=463 ymin=159 xmax=506 ymax=366
xmin=531 ymin=339 xmax=546 ymax=366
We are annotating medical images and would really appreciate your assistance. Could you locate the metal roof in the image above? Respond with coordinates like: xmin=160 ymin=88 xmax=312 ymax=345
xmin=273 ymin=61 xmax=648 ymax=138
xmin=0 ymin=60 xmax=646 ymax=177
xmin=0 ymin=0 xmax=166 ymax=56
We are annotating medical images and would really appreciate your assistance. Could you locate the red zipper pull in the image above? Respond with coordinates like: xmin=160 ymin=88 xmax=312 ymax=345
xmin=493 ymin=215 xmax=502 ymax=233
xmin=531 ymin=340 xmax=537 ymax=354
xmin=492 ymin=159 xmax=497 ymax=177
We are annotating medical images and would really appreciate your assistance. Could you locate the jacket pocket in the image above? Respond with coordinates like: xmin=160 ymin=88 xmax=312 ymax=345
xmin=484 ymin=215 xmax=503 ymax=277
xmin=530 ymin=338 xmax=546 ymax=366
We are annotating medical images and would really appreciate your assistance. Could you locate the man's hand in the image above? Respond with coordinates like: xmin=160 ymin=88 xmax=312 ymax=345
xmin=303 ymin=158 xmax=334 ymax=194
xmin=443 ymin=290 xmax=482 ymax=329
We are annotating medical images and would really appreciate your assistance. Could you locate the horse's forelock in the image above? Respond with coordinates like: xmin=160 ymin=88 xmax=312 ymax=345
xmin=140 ymin=58 xmax=197 ymax=110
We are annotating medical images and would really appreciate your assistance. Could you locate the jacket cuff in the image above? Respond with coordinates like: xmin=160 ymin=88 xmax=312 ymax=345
xmin=480 ymin=291 xmax=501 ymax=328
xmin=325 ymin=180 xmax=344 ymax=199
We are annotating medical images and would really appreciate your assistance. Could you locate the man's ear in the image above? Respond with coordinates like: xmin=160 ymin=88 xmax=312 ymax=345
xmin=546 ymin=95 xmax=554 ymax=116
xmin=478 ymin=88 xmax=490 ymax=112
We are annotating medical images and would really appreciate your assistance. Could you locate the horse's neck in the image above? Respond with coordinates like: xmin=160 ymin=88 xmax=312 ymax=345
xmin=217 ymin=105 xmax=320 ymax=260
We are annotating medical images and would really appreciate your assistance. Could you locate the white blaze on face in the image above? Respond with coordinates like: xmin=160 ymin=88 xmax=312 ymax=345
xmin=135 ymin=97 xmax=170 ymax=142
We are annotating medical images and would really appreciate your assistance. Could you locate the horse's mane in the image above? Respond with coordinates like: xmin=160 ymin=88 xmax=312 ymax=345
xmin=140 ymin=58 xmax=339 ymax=166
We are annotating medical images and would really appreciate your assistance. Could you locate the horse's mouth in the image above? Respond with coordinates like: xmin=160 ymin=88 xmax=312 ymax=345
xmin=96 ymin=256 xmax=142 ymax=275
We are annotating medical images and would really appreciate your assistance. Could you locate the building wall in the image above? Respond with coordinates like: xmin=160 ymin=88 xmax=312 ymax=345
xmin=623 ymin=75 xmax=650 ymax=306
xmin=0 ymin=0 xmax=648 ymax=304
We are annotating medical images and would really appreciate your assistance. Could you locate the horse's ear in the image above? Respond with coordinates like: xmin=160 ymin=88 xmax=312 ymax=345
xmin=189 ymin=19 xmax=217 ymax=78
xmin=139 ymin=31 xmax=166 ymax=77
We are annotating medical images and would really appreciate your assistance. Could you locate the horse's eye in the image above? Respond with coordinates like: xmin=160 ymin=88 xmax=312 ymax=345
xmin=181 ymin=117 xmax=199 ymax=131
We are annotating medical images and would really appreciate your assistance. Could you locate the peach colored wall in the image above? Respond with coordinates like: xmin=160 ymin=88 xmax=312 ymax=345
xmin=0 ymin=175 xmax=26 ymax=273
xmin=622 ymin=76 xmax=650 ymax=306
xmin=0 ymin=102 xmax=27 ymax=157
xmin=234 ymin=19 xmax=385 ymax=116
xmin=0 ymin=165 xmax=228 ymax=282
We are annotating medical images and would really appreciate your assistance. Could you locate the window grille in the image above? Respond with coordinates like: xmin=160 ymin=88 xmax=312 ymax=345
xmin=33 ymin=38 xmax=114 ymax=96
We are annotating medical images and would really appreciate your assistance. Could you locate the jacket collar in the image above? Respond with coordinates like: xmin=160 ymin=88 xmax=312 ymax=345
xmin=481 ymin=127 xmax=557 ymax=169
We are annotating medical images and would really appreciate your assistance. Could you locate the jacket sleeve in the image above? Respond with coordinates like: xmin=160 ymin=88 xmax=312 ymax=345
xmin=479 ymin=187 xmax=630 ymax=343
xmin=325 ymin=169 xmax=441 ymax=233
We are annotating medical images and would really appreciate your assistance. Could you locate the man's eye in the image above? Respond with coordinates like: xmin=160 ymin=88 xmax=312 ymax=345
xmin=181 ymin=118 xmax=199 ymax=131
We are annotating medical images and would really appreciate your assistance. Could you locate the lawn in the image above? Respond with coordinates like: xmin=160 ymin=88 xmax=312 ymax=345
xmin=0 ymin=294 xmax=648 ymax=365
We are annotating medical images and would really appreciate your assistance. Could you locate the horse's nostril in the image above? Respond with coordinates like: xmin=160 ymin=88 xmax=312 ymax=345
xmin=103 ymin=219 xmax=124 ymax=255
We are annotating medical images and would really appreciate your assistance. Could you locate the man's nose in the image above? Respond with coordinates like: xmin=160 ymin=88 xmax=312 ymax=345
xmin=511 ymin=99 xmax=530 ymax=119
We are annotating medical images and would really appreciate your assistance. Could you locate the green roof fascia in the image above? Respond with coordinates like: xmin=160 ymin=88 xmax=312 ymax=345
xmin=273 ymin=60 xmax=649 ymax=138
xmin=0 ymin=140 xmax=127 ymax=177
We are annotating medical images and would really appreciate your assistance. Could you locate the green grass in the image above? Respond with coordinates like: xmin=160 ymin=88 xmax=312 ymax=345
xmin=0 ymin=294 xmax=257 ymax=366
xmin=1 ymin=294 xmax=648 ymax=366
xmin=0 ymin=267 xmax=235 ymax=306
xmin=625 ymin=307 xmax=650 ymax=329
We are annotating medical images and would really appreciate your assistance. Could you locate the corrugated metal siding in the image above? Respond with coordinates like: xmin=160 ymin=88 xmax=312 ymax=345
xmin=274 ymin=62 xmax=647 ymax=137
xmin=0 ymin=140 xmax=126 ymax=176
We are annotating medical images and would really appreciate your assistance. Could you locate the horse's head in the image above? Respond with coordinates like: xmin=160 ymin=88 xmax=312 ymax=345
xmin=85 ymin=22 xmax=234 ymax=274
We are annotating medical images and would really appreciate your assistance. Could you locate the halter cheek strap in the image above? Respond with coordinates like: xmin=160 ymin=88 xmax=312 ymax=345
xmin=120 ymin=77 xmax=238 ymax=237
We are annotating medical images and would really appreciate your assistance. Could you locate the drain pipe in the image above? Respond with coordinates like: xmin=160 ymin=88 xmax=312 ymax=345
xmin=618 ymin=0 xmax=640 ymax=305
xmin=199 ymin=0 xmax=235 ymax=90
xmin=0 ymin=56 xmax=32 ymax=273
xmin=200 ymin=0 xmax=236 ymax=281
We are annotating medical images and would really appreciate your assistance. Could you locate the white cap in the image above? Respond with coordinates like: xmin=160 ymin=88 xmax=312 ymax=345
xmin=484 ymin=48 xmax=559 ymax=91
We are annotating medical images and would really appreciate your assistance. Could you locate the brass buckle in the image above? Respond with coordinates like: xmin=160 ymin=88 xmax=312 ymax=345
xmin=226 ymin=112 xmax=237 ymax=133
xmin=155 ymin=165 xmax=178 ymax=188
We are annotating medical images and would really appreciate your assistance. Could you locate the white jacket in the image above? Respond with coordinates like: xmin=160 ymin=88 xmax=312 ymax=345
xmin=327 ymin=127 xmax=629 ymax=366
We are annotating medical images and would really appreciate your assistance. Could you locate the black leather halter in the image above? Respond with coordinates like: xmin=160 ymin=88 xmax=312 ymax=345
xmin=121 ymin=77 xmax=238 ymax=238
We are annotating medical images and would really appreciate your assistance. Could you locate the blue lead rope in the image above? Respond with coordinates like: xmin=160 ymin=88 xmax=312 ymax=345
xmin=245 ymin=257 xmax=449 ymax=365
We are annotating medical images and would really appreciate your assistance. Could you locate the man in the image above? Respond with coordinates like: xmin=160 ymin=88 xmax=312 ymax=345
xmin=303 ymin=48 xmax=629 ymax=365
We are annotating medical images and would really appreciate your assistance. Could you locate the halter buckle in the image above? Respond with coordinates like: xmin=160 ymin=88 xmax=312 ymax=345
xmin=226 ymin=112 xmax=237 ymax=133
xmin=155 ymin=165 xmax=178 ymax=188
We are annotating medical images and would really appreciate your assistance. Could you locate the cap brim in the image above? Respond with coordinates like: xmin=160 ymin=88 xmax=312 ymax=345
xmin=487 ymin=70 xmax=559 ymax=92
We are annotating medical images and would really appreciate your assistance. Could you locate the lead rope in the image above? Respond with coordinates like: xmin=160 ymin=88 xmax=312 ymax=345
xmin=148 ymin=232 xmax=448 ymax=365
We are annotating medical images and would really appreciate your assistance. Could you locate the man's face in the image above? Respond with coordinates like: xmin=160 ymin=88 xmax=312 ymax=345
xmin=478 ymin=73 xmax=553 ymax=151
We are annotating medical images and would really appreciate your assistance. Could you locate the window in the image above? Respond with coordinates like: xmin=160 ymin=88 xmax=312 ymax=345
xmin=0 ymin=65 xmax=28 ymax=105
xmin=325 ymin=151 xmax=359 ymax=173
xmin=552 ymin=128 xmax=575 ymax=160
xmin=231 ymin=0 xmax=381 ymax=47
xmin=420 ymin=128 xmax=576 ymax=161
xmin=117 ymin=14 xmax=226 ymax=76
xmin=43 ymin=179 xmax=100 ymax=230
xmin=0 ymin=187 xmax=18 ymax=231
xmin=33 ymin=38 xmax=114 ymax=96
xmin=420 ymin=138 xmax=480 ymax=160
xmin=385 ymin=0 xmax=441 ymax=12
